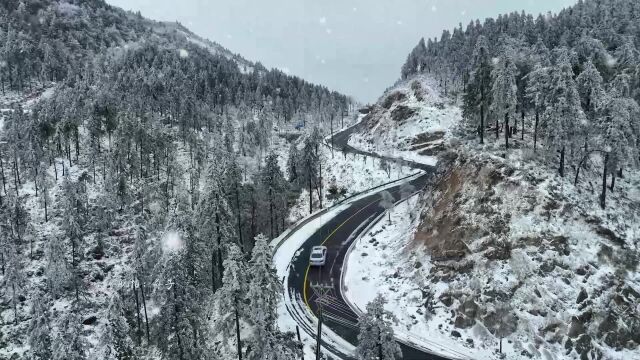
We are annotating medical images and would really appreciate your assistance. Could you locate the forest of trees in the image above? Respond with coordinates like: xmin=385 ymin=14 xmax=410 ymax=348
xmin=402 ymin=0 xmax=640 ymax=207
xmin=0 ymin=0 xmax=351 ymax=359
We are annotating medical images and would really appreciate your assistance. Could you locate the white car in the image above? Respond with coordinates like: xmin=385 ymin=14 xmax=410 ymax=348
xmin=309 ymin=246 xmax=327 ymax=266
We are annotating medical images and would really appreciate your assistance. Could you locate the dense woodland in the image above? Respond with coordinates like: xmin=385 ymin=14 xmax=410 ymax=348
xmin=0 ymin=0 xmax=349 ymax=359
xmin=403 ymin=0 xmax=640 ymax=205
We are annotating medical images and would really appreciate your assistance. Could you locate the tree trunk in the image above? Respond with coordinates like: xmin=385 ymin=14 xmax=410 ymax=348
xmin=479 ymin=90 xmax=485 ymax=145
xmin=75 ymin=127 xmax=80 ymax=161
xmin=13 ymin=283 xmax=18 ymax=325
xmin=308 ymin=166 xmax=313 ymax=214
xmin=215 ymin=207 xmax=223 ymax=290
xmin=318 ymin=160 xmax=322 ymax=209
xmin=534 ymin=108 xmax=539 ymax=152
xmin=315 ymin=308 xmax=323 ymax=360
xmin=559 ymin=146 xmax=565 ymax=178
xmin=504 ymin=113 xmax=509 ymax=150
xmin=235 ymin=183 xmax=243 ymax=252
xmin=0 ymin=157 xmax=6 ymax=195
xmin=133 ymin=282 xmax=142 ymax=343
xmin=269 ymin=187 xmax=274 ymax=240
xmin=521 ymin=110 xmax=525 ymax=140
xmin=13 ymin=158 xmax=20 ymax=197
xmin=235 ymin=299 xmax=243 ymax=360
xmin=44 ymin=189 xmax=48 ymax=222
xmin=34 ymin=167 xmax=39 ymax=197
xmin=600 ymin=154 xmax=608 ymax=209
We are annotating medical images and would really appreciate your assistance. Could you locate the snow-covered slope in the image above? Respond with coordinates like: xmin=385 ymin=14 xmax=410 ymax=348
xmin=151 ymin=21 xmax=257 ymax=74
xmin=343 ymin=75 xmax=640 ymax=360
xmin=349 ymin=76 xmax=460 ymax=167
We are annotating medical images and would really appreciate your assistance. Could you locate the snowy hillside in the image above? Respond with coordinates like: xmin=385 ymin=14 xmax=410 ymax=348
xmin=349 ymin=76 xmax=460 ymax=167
xmin=342 ymin=1 xmax=640 ymax=357
xmin=0 ymin=1 xmax=352 ymax=359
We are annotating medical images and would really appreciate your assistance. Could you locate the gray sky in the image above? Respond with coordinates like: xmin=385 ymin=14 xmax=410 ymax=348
xmin=107 ymin=0 xmax=576 ymax=103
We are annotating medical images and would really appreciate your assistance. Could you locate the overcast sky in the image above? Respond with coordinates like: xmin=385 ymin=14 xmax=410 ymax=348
xmin=107 ymin=0 xmax=576 ymax=103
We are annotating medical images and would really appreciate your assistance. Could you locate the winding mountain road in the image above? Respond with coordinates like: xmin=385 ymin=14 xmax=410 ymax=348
xmin=280 ymin=123 xmax=462 ymax=360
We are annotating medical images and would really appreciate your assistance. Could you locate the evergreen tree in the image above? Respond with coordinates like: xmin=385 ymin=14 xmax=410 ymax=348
xmin=463 ymin=35 xmax=492 ymax=144
xmin=260 ymin=153 xmax=288 ymax=239
xmin=53 ymin=309 xmax=86 ymax=360
xmin=490 ymin=55 xmax=518 ymax=149
xmin=28 ymin=295 xmax=53 ymax=360
xmin=356 ymin=295 xmax=401 ymax=360
xmin=101 ymin=294 xmax=136 ymax=360
xmin=246 ymin=234 xmax=282 ymax=357
xmin=4 ymin=242 xmax=25 ymax=324
xmin=215 ymin=243 xmax=249 ymax=358
xmin=541 ymin=51 xmax=586 ymax=177
xmin=576 ymin=59 xmax=605 ymax=119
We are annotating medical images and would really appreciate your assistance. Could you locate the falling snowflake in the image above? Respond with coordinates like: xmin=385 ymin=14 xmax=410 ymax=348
xmin=431 ymin=5 xmax=437 ymax=12
xmin=397 ymin=20 xmax=403 ymax=25
xmin=319 ymin=16 xmax=327 ymax=24
xmin=179 ymin=49 xmax=189 ymax=58
xmin=326 ymin=28 xmax=332 ymax=35
xmin=162 ymin=231 xmax=183 ymax=253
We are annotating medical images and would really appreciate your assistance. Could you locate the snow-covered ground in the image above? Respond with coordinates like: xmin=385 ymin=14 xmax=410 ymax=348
xmin=285 ymin=140 xmax=415 ymax=224
xmin=342 ymin=195 xmax=476 ymax=360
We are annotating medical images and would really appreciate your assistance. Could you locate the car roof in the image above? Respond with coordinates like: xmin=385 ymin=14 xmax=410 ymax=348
xmin=311 ymin=246 xmax=327 ymax=252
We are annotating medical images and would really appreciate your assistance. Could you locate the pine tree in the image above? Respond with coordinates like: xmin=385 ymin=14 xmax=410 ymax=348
xmin=246 ymin=234 xmax=282 ymax=357
xmin=576 ymin=59 xmax=605 ymax=119
xmin=101 ymin=294 xmax=136 ymax=360
xmin=299 ymin=137 xmax=319 ymax=214
xmin=4 ymin=242 xmax=25 ymax=324
xmin=60 ymin=174 xmax=85 ymax=301
xmin=196 ymin=156 xmax=234 ymax=291
xmin=286 ymin=143 xmax=299 ymax=183
xmin=215 ymin=243 xmax=249 ymax=359
xmin=541 ymin=51 xmax=586 ymax=177
xmin=28 ymin=295 xmax=53 ymax=360
xmin=490 ymin=55 xmax=518 ymax=149
xmin=356 ymin=295 xmax=401 ymax=360
xmin=260 ymin=153 xmax=288 ymax=240
xmin=53 ymin=309 xmax=86 ymax=360
xmin=463 ymin=35 xmax=492 ymax=144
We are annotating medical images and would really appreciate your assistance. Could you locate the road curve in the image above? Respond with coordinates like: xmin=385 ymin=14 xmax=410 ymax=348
xmin=283 ymin=124 xmax=457 ymax=360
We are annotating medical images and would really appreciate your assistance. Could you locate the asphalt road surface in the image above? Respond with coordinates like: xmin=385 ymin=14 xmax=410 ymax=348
xmin=285 ymin=124 xmax=454 ymax=359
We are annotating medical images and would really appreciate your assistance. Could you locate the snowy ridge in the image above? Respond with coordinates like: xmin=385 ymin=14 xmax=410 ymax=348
xmin=349 ymin=75 xmax=460 ymax=167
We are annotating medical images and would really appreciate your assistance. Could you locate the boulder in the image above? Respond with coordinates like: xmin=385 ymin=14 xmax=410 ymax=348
xmin=83 ymin=315 xmax=98 ymax=326
xmin=576 ymin=288 xmax=588 ymax=304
